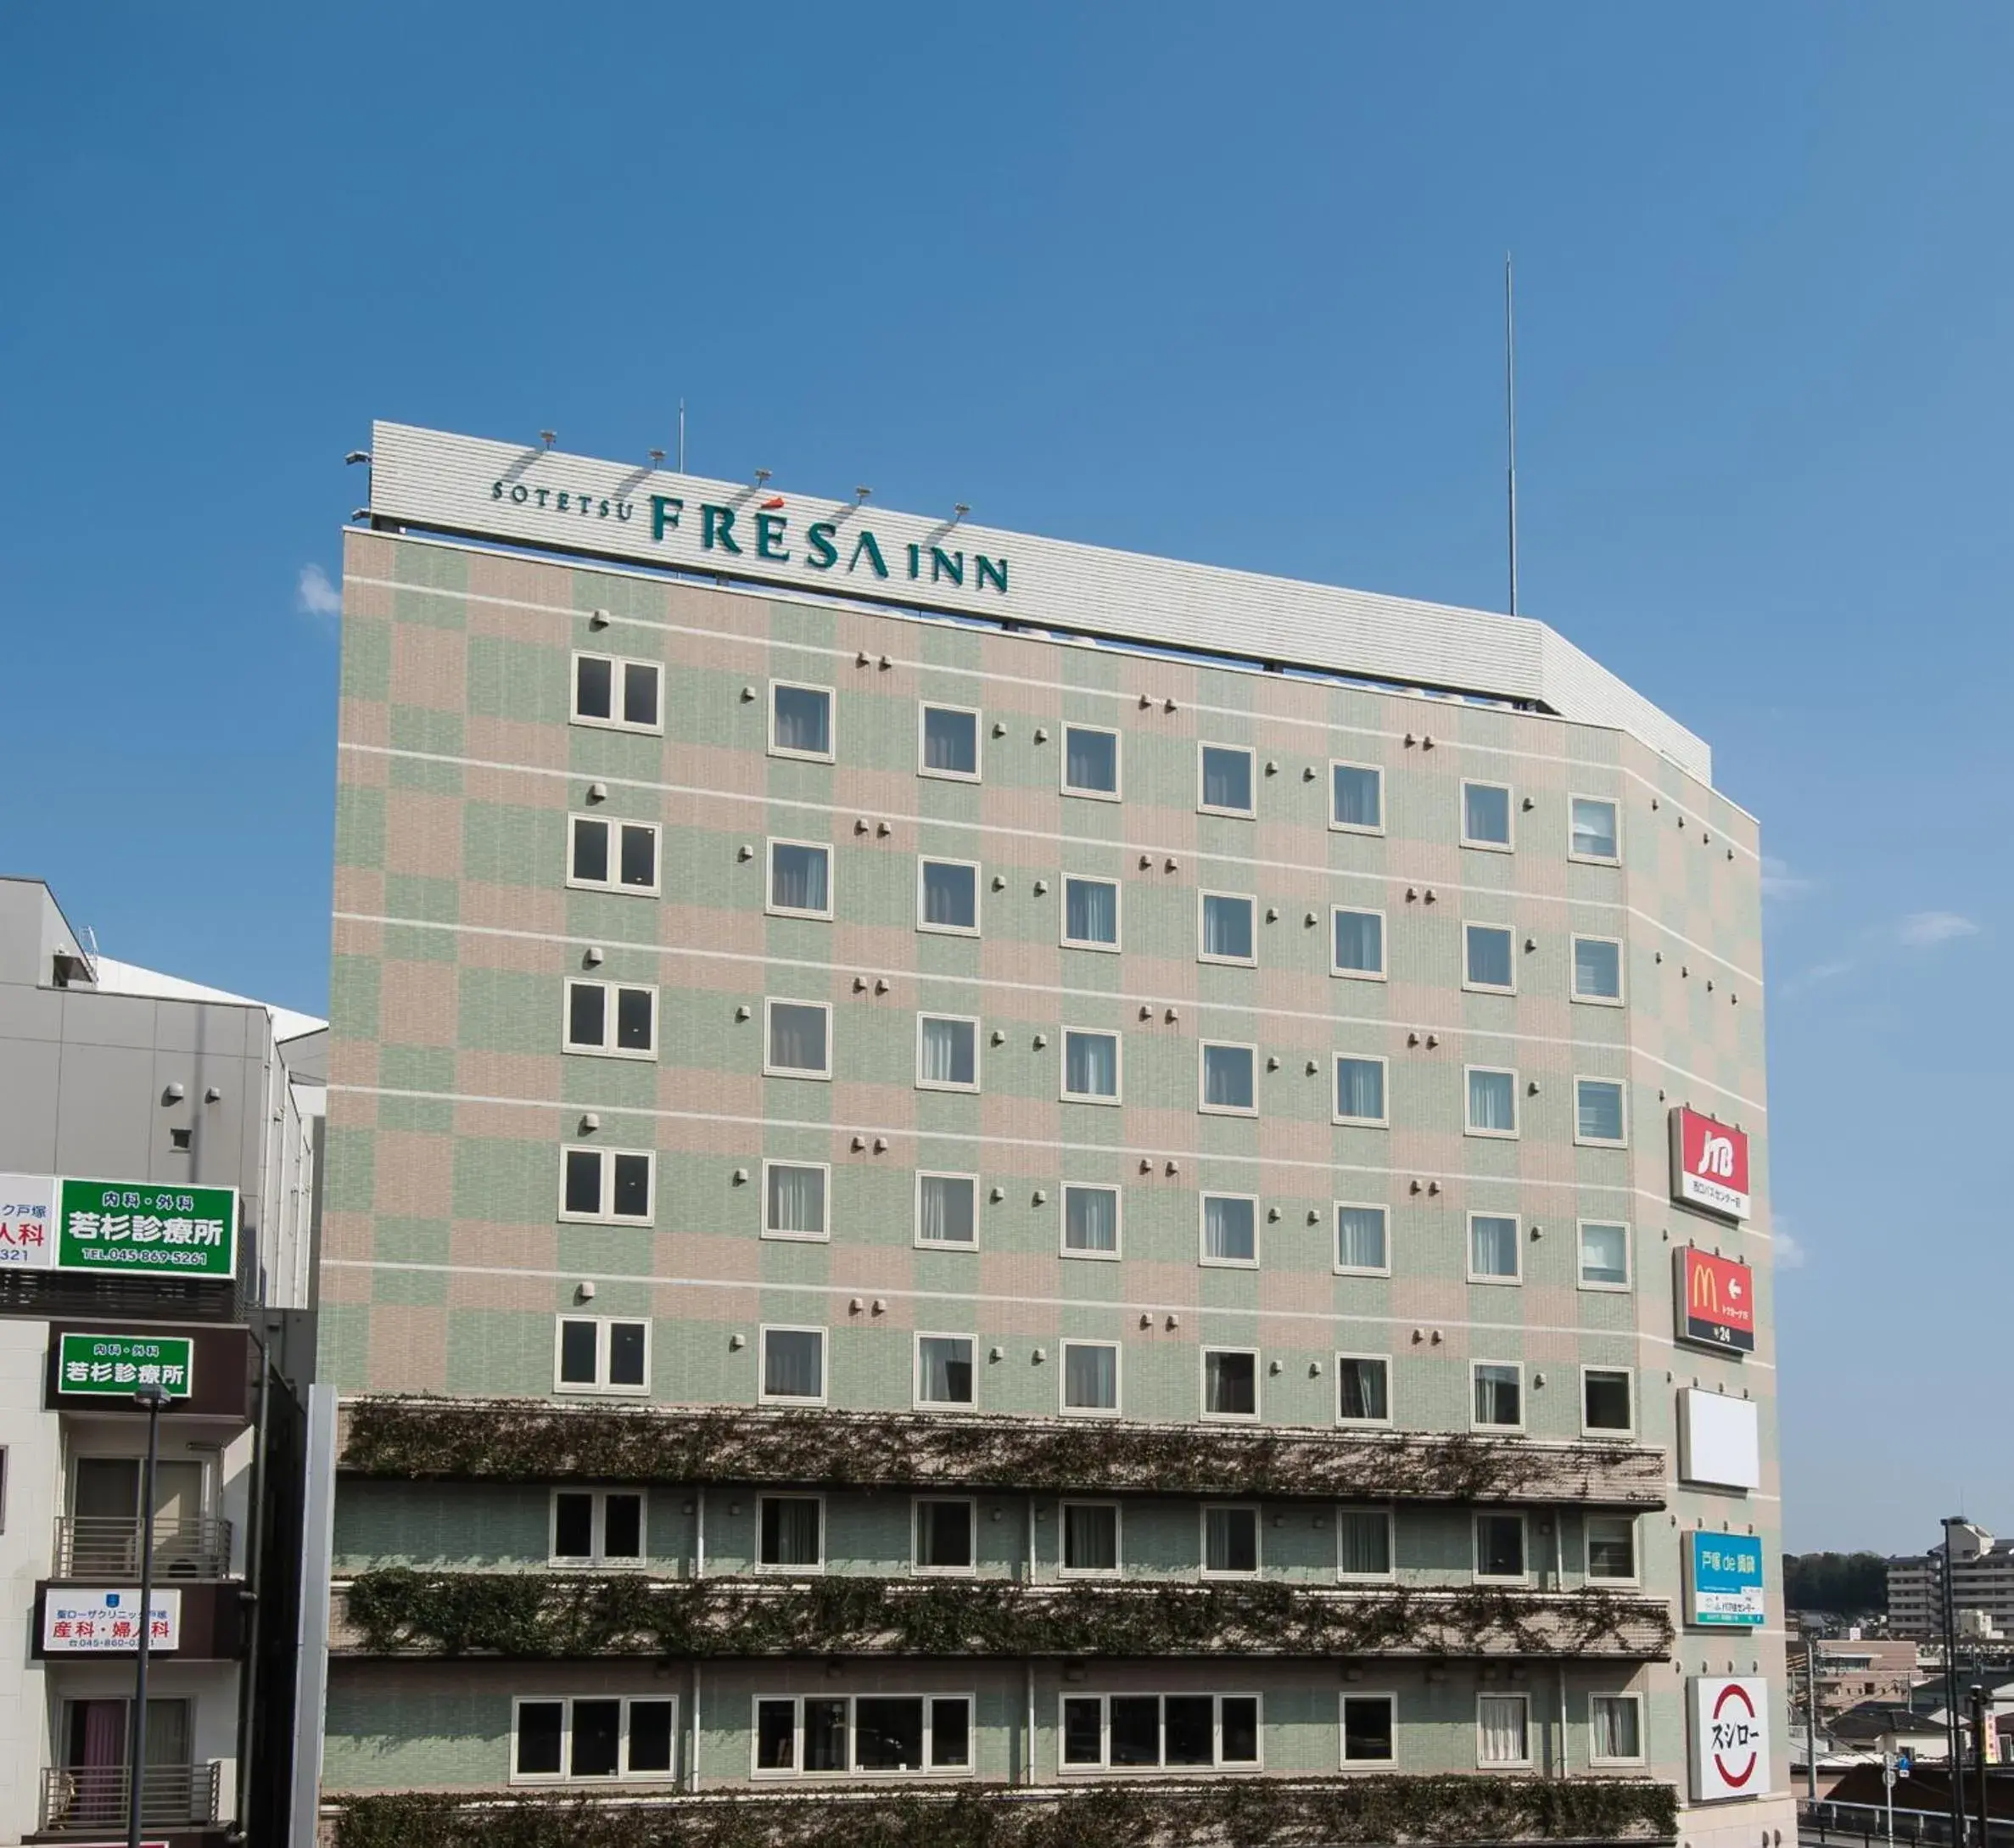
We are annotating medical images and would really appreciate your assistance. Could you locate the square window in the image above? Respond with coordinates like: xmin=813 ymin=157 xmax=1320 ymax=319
xmin=1590 ymin=1694 xmax=1642 ymax=1763
xmin=1331 ymin=761 xmax=1384 ymax=833
xmin=763 ymin=1162 xmax=829 ymax=1240
xmin=1477 ymin=1694 xmax=1530 ymax=1767
xmin=760 ymin=1326 xmax=825 ymax=1403
xmin=1464 ymin=923 xmax=1516 ymax=992
xmin=1062 ymin=1030 xmax=1121 ymax=1102
xmin=1200 ymin=1194 xmax=1257 ymax=1267
xmin=1200 ymin=1041 xmax=1256 ymax=1114
xmin=1342 ymin=1694 xmax=1396 ymax=1764
xmin=1199 ymin=743 xmax=1256 ymax=816
xmin=768 ymin=841 xmax=832 ymax=919
xmin=1336 ymin=1508 xmax=1394 ymax=1580
xmin=769 ymin=682 xmax=833 ymax=760
xmin=559 ymin=1146 xmax=655 ymax=1224
xmin=1334 ymin=1206 xmax=1390 ymax=1276
xmin=1334 ymin=1056 xmax=1387 ymax=1126
xmin=1583 ymin=1367 xmax=1634 ymax=1435
xmin=1202 ymin=1349 xmax=1258 ymax=1420
xmin=1062 ymin=876 xmax=1120 ymax=949
xmin=916 ymin=1173 xmax=977 ymax=1247
xmin=919 ymin=859 xmax=980 ymax=934
xmin=914 ymin=1498 xmax=975 ymax=1571
xmin=1062 ymin=725 xmax=1120 ymax=797
xmin=572 ymin=653 xmax=664 ymax=734
xmin=917 ymin=1015 xmax=980 ymax=1090
xmin=1466 ymin=1067 xmax=1519 ymax=1137
xmin=1062 ymin=1502 xmax=1120 ymax=1575
xmin=1572 ymin=936 xmax=1623 ymax=1003
xmin=920 ymin=703 xmax=981 ymax=780
xmin=1469 ymin=1212 xmax=1522 ymax=1283
xmin=1203 ymin=1504 xmax=1261 ymax=1575
xmin=563 ymin=980 xmax=658 ymax=1059
xmin=1570 ymin=796 xmax=1621 ymax=863
xmin=1475 ymin=1512 xmax=1527 ymax=1582
xmin=554 ymin=1317 xmax=649 ymax=1395
xmin=1578 ymin=1221 xmax=1631 ymax=1290
xmin=1332 ymin=907 xmax=1386 ymax=979
xmin=1462 ymin=781 xmax=1514 ymax=849
xmin=1060 ymin=1341 xmax=1119 ymax=1414
xmin=1335 ymin=1354 xmax=1390 ymax=1425
xmin=1586 ymin=1515 xmax=1637 ymax=1582
xmin=551 ymin=1489 xmax=645 ymax=1565
xmin=1199 ymin=892 xmax=1256 ymax=964
xmin=1062 ymin=1184 xmax=1120 ymax=1258
xmin=568 ymin=815 xmax=660 ymax=894
xmin=765 ymin=1000 xmax=831 ymax=1078
xmin=1472 ymin=1363 xmax=1524 ymax=1431
xmin=916 ymin=1335 xmax=976 ymax=1408
xmin=853 ymin=1696 xmax=926 ymax=1772
xmin=1576 ymin=1078 xmax=1627 ymax=1145
xmin=758 ymin=1495 xmax=823 ymax=1569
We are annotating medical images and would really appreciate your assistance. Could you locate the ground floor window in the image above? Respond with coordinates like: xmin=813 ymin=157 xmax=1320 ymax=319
xmin=752 ymin=1694 xmax=972 ymax=1777
xmin=511 ymin=1695 xmax=675 ymax=1782
xmin=1061 ymin=1694 xmax=1261 ymax=1770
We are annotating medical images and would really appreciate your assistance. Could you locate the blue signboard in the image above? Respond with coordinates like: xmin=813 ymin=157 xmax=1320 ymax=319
xmin=1686 ymin=1530 xmax=1766 ymax=1628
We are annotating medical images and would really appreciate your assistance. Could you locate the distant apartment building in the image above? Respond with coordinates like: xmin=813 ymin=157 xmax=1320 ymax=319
xmin=0 ymin=876 xmax=322 ymax=1847
xmin=1888 ymin=1525 xmax=2014 ymax=1640
xmin=1808 ymin=1640 xmax=1920 ymax=1715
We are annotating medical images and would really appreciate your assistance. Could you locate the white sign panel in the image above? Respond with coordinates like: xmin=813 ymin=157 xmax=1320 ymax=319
xmin=1690 ymin=1676 xmax=1772 ymax=1800
xmin=1679 ymin=1388 xmax=1761 ymax=1491
xmin=42 ymin=1588 xmax=180 ymax=1653
xmin=0 ymin=1172 xmax=56 ymax=1268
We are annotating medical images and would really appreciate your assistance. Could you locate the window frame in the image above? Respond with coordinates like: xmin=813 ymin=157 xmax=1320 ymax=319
xmin=548 ymin=1487 xmax=647 ymax=1568
xmin=1060 ymin=1183 xmax=1122 ymax=1262
xmin=1464 ymin=1065 xmax=1520 ymax=1140
xmin=1568 ymin=793 xmax=1624 ymax=866
xmin=1460 ymin=778 xmax=1516 ymax=852
xmin=913 ymin=1332 xmax=978 ymax=1411
xmin=765 ymin=838 xmax=835 ymax=921
xmin=557 ymin=1145 xmax=656 ymax=1226
xmin=1332 ymin=1055 xmax=1390 ymax=1128
xmin=915 ymin=1012 xmax=982 ymax=1093
xmin=768 ymin=679 xmax=836 ymax=763
xmin=562 ymin=978 xmax=660 ymax=1061
xmin=1329 ymin=759 xmax=1385 ymax=836
xmin=1576 ymin=1218 xmax=1633 ymax=1292
xmin=1475 ymin=1692 xmax=1534 ymax=1769
xmin=916 ymin=856 xmax=982 ymax=937
xmin=1200 ymin=1504 xmax=1263 ymax=1578
xmin=1574 ymin=1075 xmax=1629 ymax=1149
xmin=552 ymin=1316 xmax=651 ymax=1397
xmin=1585 ymin=1514 xmax=1640 ymax=1587
xmin=1059 ymin=1499 xmax=1123 ymax=1578
xmin=1332 ymin=1205 xmax=1392 ymax=1280
xmin=1198 ymin=1039 xmax=1258 ymax=1117
xmin=1463 ymin=921 xmax=1518 ymax=995
xmin=1197 ymin=742 xmax=1258 ymax=819
xmin=753 ymin=1492 xmax=826 ymax=1573
xmin=566 ymin=814 xmax=662 ymax=897
xmin=1197 ymin=889 xmax=1258 ymax=967
xmin=918 ymin=701 xmax=982 ymax=783
xmin=1334 ymin=1352 xmax=1394 ymax=1429
xmin=748 ymin=1691 xmax=977 ymax=1780
xmin=760 ymin=1159 xmax=831 ymax=1243
xmin=1330 ymin=905 xmax=1389 ymax=982
xmin=1198 ymin=1192 xmax=1260 ymax=1271
xmin=1466 ymin=1210 xmax=1524 ymax=1285
xmin=910 ymin=1493 xmax=979 ymax=1576
xmin=1057 ymin=1691 xmax=1264 ymax=1773
xmin=509 ymin=1693 xmax=678 ymax=1784
xmin=1060 ymin=723 xmax=1122 ymax=800
xmin=1570 ymin=933 xmax=1625 ymax=1005
xmin=914 ymin=1170 xmax=979 ymax=1251
xmin=1340 ymin=1690 xmax=1398 ymax=1767
xmin=764 ymin=998 xmax=834 ymax=1081
xmin=1200 ymin=1347 xmax=1262 ymax=1424
xmin=1470 ymin=1360 xmax=1525 ymax=1433
xmin=1060 ymin=1028 xmax=1122 ymax=1106
xmin=569 ymin=650 xmax=665 ymax=736
xmin=1473 ymin=1511 xmax=1530 ymax=1585
xmin=1580 ymin=1365 xmax=1636 ymax=1439
xmin=1058 ymin=1339 xmax=1122 ymax=1418
xmin=1060 ymin=876 xmax=1122 ymax=952
xmin=1588 ymin=1692 xmax=1646 ymax=1767
xmin=1334 ymin=1504 xmax=1396 ymax=1583
xmin=758 ymin=1324 xmax=828 ymax=1407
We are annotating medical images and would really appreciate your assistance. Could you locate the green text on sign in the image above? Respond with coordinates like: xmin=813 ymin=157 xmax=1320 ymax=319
xmin=56 ymin=1179 xmax=238 ymax=1279
xmin=58 ymin=1333 xmax=195 ymax=1397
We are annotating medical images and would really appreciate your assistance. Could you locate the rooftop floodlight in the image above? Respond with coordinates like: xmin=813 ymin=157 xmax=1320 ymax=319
xmin=648 ymin=449 xmax=665 ymax=467
xmin=755 ymin=468 xmax=771 ymax=485
xmin=855 ymin=485 xmax=872 ymax=501
xmin=344 ymin=450 xmax=371 ymax=466
xmin=954 ymin=502 xmax=971 ymax=521
xmin=540 ymin=429 xmax=557 ymax=449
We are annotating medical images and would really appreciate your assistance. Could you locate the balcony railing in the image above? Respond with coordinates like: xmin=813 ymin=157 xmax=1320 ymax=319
xmin=37 ymin=1761 xmax=221 ymax=1834
xmin=53 ymin=1515 xmax=234 ymax=1581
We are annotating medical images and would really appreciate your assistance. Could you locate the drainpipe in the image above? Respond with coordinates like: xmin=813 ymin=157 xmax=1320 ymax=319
xmin=1554 ymin=1518 xmax=1569 ymax=1777
xmin=232 ymin=1329 xmax=273 ymax=1834
xmin=1025 ymin=1498 xmax=1038 ymax=1784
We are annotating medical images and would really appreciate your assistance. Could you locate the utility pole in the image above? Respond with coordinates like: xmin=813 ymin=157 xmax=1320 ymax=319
xmin=1504 ymin=254 xmax=1519 ymax=618
xmin=1807 ymin=1634 xmax=1821 ymax=1803
xmin=1943 ymin=1520 xmax=1970 ymax=1848
xmin=127 ymin=1381 xmax=171 ymax=1848
xmin=1971 ymin=1686 xmax=1991 ymax=1848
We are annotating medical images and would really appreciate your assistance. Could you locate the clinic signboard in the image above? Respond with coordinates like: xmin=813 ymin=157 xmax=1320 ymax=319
xmin=1685 ymin=1531 xmax=1766 ymax=1628
xmin=42 ymin=1588 xmax=181 ymax=1654
xmin=55 ymin=1332 xmax=195 ymax=1398
xmin=54 ymin=1179 xmax=237 ymax=1278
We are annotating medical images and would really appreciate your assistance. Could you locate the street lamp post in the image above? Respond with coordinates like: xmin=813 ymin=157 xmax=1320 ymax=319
xmin=126 ymin=1381 xmax=171 ymax=1848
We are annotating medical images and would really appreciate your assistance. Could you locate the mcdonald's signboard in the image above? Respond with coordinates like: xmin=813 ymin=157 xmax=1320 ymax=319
xmin=1670 ymin=1106 xmax=1751 ymax=1222
xmin=1676 ymin=1247 xmax=1756 ymax=1353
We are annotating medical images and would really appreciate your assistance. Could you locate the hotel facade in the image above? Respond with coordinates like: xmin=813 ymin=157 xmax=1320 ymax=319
xmin=310 ymin=423 xmax=1784 ymax=1846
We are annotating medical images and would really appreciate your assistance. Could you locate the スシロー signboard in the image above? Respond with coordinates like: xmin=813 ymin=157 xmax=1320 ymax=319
xmin=1685 ymin=1532 xmax=1766 ymax=1628
xmin=0 ymin=1173 xmax=56 ymax=1266
xmin=42 ymin=1588 xmax=181 ymax=1653
xmin=1676 ymin=1248 xmax=1757 ymax=1354
xmin=1689 ymin=1676 xmax=1771 ymax=1800
xmin=56 ymin=1333 xmax=195 ymax=1398
xmin=1670 ymin=1106 xmax=1751 ymax=1221
xmin=54 ymin=1179 xmax=237 ymax=1279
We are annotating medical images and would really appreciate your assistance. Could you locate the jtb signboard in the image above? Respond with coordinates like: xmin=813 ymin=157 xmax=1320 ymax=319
xmin=56 ymin=1333 xmax=195 ymax=1398
xmin=1677 ymin=1248 xmax=1758 ymax=1353
xmin=1689 ymin=1676 xmax=1771 ymax=1800
xmin=1686 ymin=1532 xmax=1766 ymax=1628
xmin=1670 ymin=1106 xmax=1751 ymax=1221
xmin=55 ymin=1179 xmax=237 ymax=1279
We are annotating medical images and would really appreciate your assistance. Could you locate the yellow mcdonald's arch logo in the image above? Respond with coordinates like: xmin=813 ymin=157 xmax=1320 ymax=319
xmin=1690 ymin=1258 xmax=1721 ymax=1314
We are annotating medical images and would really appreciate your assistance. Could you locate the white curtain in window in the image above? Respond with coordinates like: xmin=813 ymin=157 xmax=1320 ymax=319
xmin=1201 ymin=748 xmax=1250 ymax=812
xmin=1577 ymin=1080 xmax=1624 ymax=1142
xmin=774 ymin=687 xmax=830 ymax=754
xmin=1466 ymin=926 xmax=1513 ymax=988
xmin=920 ymin=1017 xmax=976 ymax=1086
xmin=1064 ymin=1187 xmax=1117 ymax=1252
xmin=919 ymin=1336 xmax=973 ymax=1404
xmin=771 ymin=844 xmax=828 ymax=912
xmin=767 ymin=1497 xmax=821 ymax=1565
xmin=1338 ymin=1358 xmax=1389 ymax=1422
xmin=1064 ymin=1504 xmax=1117 ymax=1571
xmin=1469 ymin=1069 xmax=1516 ymax=1133
xmin=921 ymin=862 xmax=975 ymax=928
xmin=1580 ymin=1223 xmax=1629 ymax=1285
xmin=1333 ymin=764 xmax=1381 ymax=829
xmin=766 ymin=1164 xmax=825 ymax=1235
xmin=1334 ymin=910 xmax=1383 ymax=973
xmin=1336 ymin=1207 xmax=1387 ymax=1271
xmin=1066 ymin=728 xmax=1116 ymax=792
xmin=923 ymin=708 xmax=976 ymax=774
xmin=917 ymin=1175 xmax=975 ymax=1245
xmin=1335 ymin=1058 xmax=1385 ymax=1122
xmin=1474 ymin=1366 xmax=1521 ymax=1426
xmin=1464 ymin=783 xmax=1512 ymax=844
xmin=1574 ymin=937 xmax=1620 ymax=998
xmin=1478 ymin=1695 xmax=1528 ymax=1764
xmin=1063 ymin=1344 xmax=1116 ymax=1409
xmin=1572 ymin=798 xmax=1619 ymax=859
xmin=1065 ymin=1032 xmax=1117 ymax=1098
xmin=1205 ymin=1352 xmax=1255 ymax=1415
xmin=1202 ymin=1044 xmax=1253 ymax=1110
xmin=1066 ymin=879 xmax=1116 ymax=944
xmin=769 ymin=1004 xmax=828 ymax=1073
xmin=1200 ymin=895 xmax=1252 ymax=960
xmin=1202 ymin=1196 xmax=1256 ymax=1263
xmin=1336 ymin=1510 xmax=1390 ymax=1576
xmin=1592 ymin=1696 xmax=1639 ymax=1760
xmin=1471 ymin=1215 xmax=1519 ymax=1277
xmin=1205 ymin=1507 xmax=1256 ymax=1572
xmin=764 ymin=1330 xmax=823 ymax=1398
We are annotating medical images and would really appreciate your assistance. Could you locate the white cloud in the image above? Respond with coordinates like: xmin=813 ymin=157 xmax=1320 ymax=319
xmin=1761 ymin=856 xmax=1812 ymax=901
xmin=1773 ymin=1223 xmax=1806 ymax=1270
xmin=296 ymin=563 xmax=341 ymax=618
xmin=1782 ymin=957 xmax=1855 ymax=999
xmin=1897 ymin=910 xmax=1979 ymax=949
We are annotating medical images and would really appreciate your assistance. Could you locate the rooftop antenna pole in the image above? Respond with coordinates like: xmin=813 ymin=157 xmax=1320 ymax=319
xmin=1505 ymin=252 xmax=1519 ymax=619
xmin=679 ymin=400 xmax=686 ymax=474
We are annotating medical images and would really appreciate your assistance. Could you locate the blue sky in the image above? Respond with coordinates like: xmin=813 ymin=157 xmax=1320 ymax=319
xmin=2 ymin=5 xmax=2006 ymax=1552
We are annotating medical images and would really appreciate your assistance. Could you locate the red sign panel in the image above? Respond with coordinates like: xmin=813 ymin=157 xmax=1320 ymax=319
xmin=1677 ymin=1247 xmax=1757 ymax=1354
xmin=1670 ymin=1106 xmax=1751 ymax=1221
